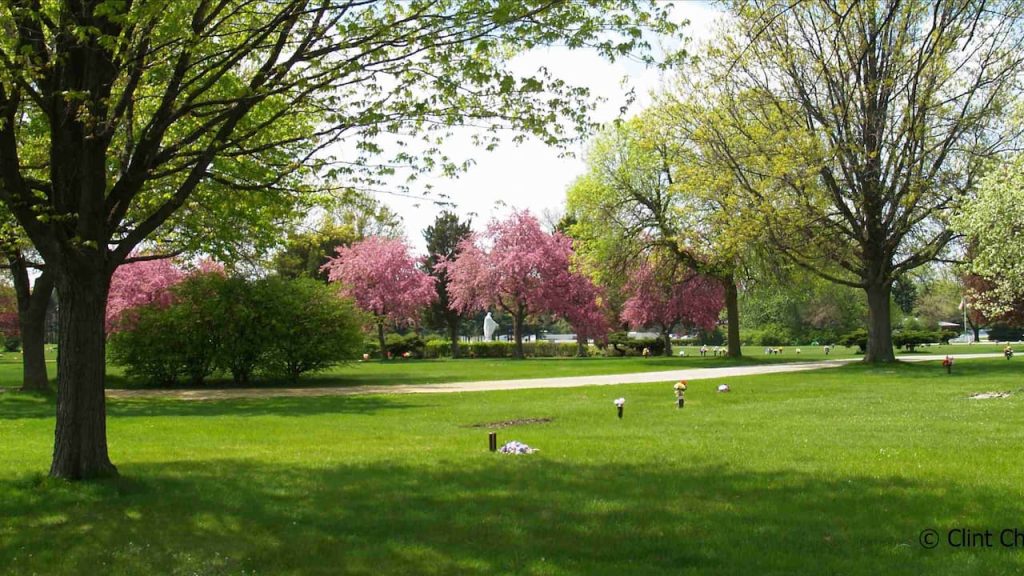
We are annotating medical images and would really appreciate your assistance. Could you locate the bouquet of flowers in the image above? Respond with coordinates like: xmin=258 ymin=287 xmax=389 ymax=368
xmin=674 ymin=381 xmax=687 ymax=398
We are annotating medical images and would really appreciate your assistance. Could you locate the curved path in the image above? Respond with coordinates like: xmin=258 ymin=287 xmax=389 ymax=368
xmin=106 ymin=353 xmax=1003 ymax=401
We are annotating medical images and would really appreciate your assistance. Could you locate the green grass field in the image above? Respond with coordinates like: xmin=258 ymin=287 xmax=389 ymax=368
xmin=0 ymin=343 xmax=1010 ymax=391
xmin=2 ymin=357 xmax=1022 ymax=574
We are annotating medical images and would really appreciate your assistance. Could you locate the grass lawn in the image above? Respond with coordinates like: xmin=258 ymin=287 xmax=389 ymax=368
xmin=0 ymin=343 xmax=1010 ymax=391
xmin=2 ymin=357 xmax=1023 ymax=574
xmin=96 ymin=342 xmax=1009 ymax=390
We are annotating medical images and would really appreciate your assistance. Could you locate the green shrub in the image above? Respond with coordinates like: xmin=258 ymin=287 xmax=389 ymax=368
xmin=837 ymin=329 xmax=869 ymax=353
xmin=258 ymin=277 xmax=364 ymax=381
xmin=605 ymin=333 xmax=665 ymax=356
xmin=756 ymin=324 xmax=792 ymax=347
xmin=109 ymin=274 xmax=364 ymax=386
xmin=892 ymin=329 xmax=939 ymax=352
xmin=3 ymin=336 xmax=21 ymax=352
xmin=423 ymin=339 xmax=451 ymax=359
xmin=988 ymin=324 xmax=1023 ymax=342
xmin=383 ymin=333 xmax=426 ymax=359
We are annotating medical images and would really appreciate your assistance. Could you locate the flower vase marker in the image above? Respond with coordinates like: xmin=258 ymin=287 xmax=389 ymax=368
xmin=674 ymin=381 xmax=687 ymax=409
xmin=942 ymin=355 xmax=954 ymax=374
xmin=488 ymin=432 xmax=497 ymax=452
xmin=614 ymin=397 xmax=625 ymax=418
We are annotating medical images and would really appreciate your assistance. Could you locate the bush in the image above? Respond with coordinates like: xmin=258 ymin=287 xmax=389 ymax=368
xmin=756 ymin=324 xmax=792 ymax=347
xmin=258 ymin=277 xmax=364 ymax=381
xmin=4 ymin=336 xmax=21 ymax=352
xmin=605 ymin=333 xmax=665 ymax=356
xmin=837 ymin=329 xmax=869 ymax=353
xmin=383 ymin=333 xmax=426 ymax=359
xmin=988 ymin=324 xmax=1024 ymax=342
xmin=423 ymin=339 xmax=451 ymax=359
xmin=892 ymin=329 xmax=939 ymax=352
xmin=109 ymin=274 xmax=364 ymax=386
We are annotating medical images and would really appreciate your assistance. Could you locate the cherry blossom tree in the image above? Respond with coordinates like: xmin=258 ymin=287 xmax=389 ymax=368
xmin=441 ymin=211 xmax=576 ymax=359
xmin=322 ymin=237 xmax=435 ymax=360
xmin=553 ymin=271 xmax=611 ymax=356
xmin=106 ymin=259 xmax=186 ymax=333
xmin=621 ymin=257 xmax=725 ymax=356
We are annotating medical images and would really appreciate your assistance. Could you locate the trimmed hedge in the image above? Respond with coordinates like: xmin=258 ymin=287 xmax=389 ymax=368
xmin=420 ymin=339 xmax=586 ymax=358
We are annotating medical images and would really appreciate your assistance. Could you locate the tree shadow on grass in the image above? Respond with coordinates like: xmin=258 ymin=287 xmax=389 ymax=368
xmin=0 ymin=393 xmax=426 ymax=421
xmin=1 ymin=458 xmax=1021 ymax=575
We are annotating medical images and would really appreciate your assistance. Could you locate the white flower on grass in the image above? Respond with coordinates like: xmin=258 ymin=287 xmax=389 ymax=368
xmin=613 ymin=398 xmax=625 ymax=407
xmin=499 ymin=441 xmax=536 ymax=454
xmin=717 ymin=384 xmax=730 ymax=393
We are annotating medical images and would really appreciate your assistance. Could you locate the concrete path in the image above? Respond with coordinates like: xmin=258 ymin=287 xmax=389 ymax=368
xmin=105 ymin=353 xmax=1004 ymax=402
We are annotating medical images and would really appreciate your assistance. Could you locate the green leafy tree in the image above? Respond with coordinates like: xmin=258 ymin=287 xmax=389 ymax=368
xmin=686 ymin=0 xmax=1024 ymax=362
xmin=274 ymin=192 xmax=403 ymax=281
xmin=567 ymin=113 xmax=765 ymax=357
xmin=954 ymin=154 xmax=1024 ymax=320
xmin=0 ymin=0 xmax=681 ymax=478
xmin=422 ymin=212 xmax=473 ymax=356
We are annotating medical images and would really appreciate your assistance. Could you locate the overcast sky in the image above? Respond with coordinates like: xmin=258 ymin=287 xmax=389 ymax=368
xmin=380 ymin=2 xmax=724 ymax=253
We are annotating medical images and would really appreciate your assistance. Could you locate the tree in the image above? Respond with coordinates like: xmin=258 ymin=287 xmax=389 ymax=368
xmin=688 ymin=0 xmax=1024 ymax=362
xmin=323 ymin=237 xmax=436 ymax=360
xmin=567 ymin=114 xmax=757 ymax=357
xmin=273 ymin=192 xmax=403 ymax=281
xmin=550 ymin=268 xmax=611 ymax=356
xmin=422 ymin=212 xmax=474 ymax=356
xmin=0 ymin=214 xmax=54 ymax=391
xmin=954 ymin=155 xmax=1024 ymax=320
xmin=106 ymin=258 xmax=186 ymax=333
xmin=0 ymin=0 xmax=680 ymax=478
xmin=620 ymin=254 xmax=724 ymax=355
xmin=442 ymin=210 xmax=575 ymax=359
xmin=6 ymin=252 xmax=54 ymax=391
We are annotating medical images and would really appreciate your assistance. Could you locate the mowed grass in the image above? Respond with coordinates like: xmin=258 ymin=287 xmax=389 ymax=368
xmin=2 ymin=358 xmax=1023 ymax=574
xmin=100 ymin=342 xmax=1010 ymax=389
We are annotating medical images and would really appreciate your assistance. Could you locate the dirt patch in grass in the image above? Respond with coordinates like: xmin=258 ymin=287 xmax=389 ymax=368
xmin=467 ymin=417 xmax=554 ymax=429
xmin=968 ymin=391 xmax=1012 ymax=400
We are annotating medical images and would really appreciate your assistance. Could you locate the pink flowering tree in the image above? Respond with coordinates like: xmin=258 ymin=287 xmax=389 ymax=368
xmin=106 ymin=258 xmax=186 ymax=333
xmin=551 ymin=271 xmax=611 ymax=356
xmin=322 ymin=236 xmax=436 ymax=360
xmin=621 ymin=258 xmax=725 ymax=356
xmin=441 ymin=211 xmax=576 ymax=359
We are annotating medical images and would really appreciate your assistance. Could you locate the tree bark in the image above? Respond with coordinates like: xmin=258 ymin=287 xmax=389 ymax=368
xmin=576 ymin=334 xmax=588 ymax=357
xmin=10 ymin=256 xmax=54 ymax=392
xmin=49 ymin=269 xmax=117 ymax=480
xmin=864 ymin=282 xmax=896 ymax=363
xmin=662 ymin=329 xmax=673 ymax=357
xmin=512 ymin=309 xmax=525 ymax=359
xmin=724 ymin=279 xmax=741 ymax=358
xmin=377 ymin=321 xmax=387 ymax=361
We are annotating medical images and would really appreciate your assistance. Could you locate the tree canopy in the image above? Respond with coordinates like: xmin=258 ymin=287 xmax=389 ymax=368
xmin=0 ymin=0 xmax=683 ymax=479
xmin=682 ymin=0 xmax=1024 ymax=362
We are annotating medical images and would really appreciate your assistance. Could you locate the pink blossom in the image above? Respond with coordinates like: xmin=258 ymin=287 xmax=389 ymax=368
xmin=321 ymin=236 xmax=436 ymax=326
xmin=106 ymin=258 xmax=186 ymax=332
xmin=621 ymin=260 xmax=724 ymax=334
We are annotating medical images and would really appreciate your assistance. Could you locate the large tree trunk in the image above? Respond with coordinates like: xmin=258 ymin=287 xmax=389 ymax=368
xmin=512 ymin=309 xmax=525 ymax=359
xmin=864 ymin=282 xmax=896 ymax=363
xmin=661 ymin=328 xmax=673 ymax=357
xmin=576 ymin=334 xmax=588 ymax=357
xmin=724 ymin=279 xmax=741 ymax=358
xmin=10 ymin=256 xmax=54 ymax=392
xmin=377 ymin=321 xmax=387 ymax=361
xmin=49 ymin=269 xmax=117 ymax=479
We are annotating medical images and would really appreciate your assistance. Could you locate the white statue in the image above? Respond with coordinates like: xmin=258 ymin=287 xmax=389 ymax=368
xmin=483 ymin=312 xmax=499 ymax=341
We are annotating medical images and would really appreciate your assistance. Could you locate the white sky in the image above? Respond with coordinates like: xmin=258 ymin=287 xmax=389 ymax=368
xmin=380 ymin=2 xmax=725 ymax=254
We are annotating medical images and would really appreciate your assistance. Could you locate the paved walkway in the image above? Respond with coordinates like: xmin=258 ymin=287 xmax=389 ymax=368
xmin=105 ymin=353 xmax=1004 ymax=401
